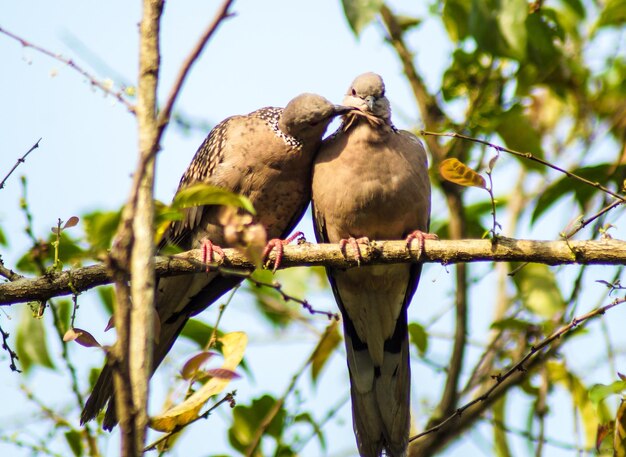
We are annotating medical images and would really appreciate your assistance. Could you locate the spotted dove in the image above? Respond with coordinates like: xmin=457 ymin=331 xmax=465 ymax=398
xmin=312 ymin=73 xmax=432 ymax=457
xmin=81 ymin=93 xmax=352 ymax=429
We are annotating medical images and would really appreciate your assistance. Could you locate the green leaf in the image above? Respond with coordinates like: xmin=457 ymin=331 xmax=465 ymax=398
xmin=493 ymin=397 xmax=512 ymax=457
xmin=245 ymin=268 xmax=321 ymax=328
xmin=180 ymin=318 xmax=218 ymax=349
xmin=16 ymin=305 xmax=55 ymax=373
xmin=15 ymin=231 xmax=86 ymax=273
xmin=293 ymin=412 xmax=327 ymax=451
xmin=96 ymin=286 xmax=116 ymax=315
xmin=512 ymin=263 xmax=564 ymax=319
xmin=0 ymin=225 xmax=8 ymax=246
xmin=468 ymin=0 xmax=526 ymax=59
xmin=431 ymin=198 xmax=506 ymax=239
xmin=547 ymin=361 xmax=606 ymax=447
xmin=494 ymin=104 xmax=545 ymax=167
xmin=310 ymin=321 xmax=341 ymax=384
xmin=497 ymin=0 xmax=528 ymax=60
xmin=442 ymin=0 xmax=470 ymax=41
xmin=595 ymin=0 xmax=626 ymax=30
xmin=589 ymin=380 xmax=626 ymax=406
xmin=532 ymin=164 xmax=626 ymax=223
xmin=341 ymin=0 xmax=383 ymax=36
xmin=490 ymin=317 xmax=536 ymax=332
xmin=408 ymin=322 xmax=428 ymax=356
xmin=56 ymin=299 xmax=72 ymax=334
xmin=64 ymin=429 xmax=83 ymax=457
xmin=82 ymin=209 xmax=122 ymax=255
xmin=228 ymin=395 xmax=286 ymax=453
xmin=562 ymin=0 xmax=585 ymax=18
xmin=173 ymin=183 xmax=255 ymax=215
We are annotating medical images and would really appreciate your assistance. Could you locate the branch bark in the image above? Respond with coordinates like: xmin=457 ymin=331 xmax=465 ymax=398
xmin=2 ymin=237 xmax=626 ymax=305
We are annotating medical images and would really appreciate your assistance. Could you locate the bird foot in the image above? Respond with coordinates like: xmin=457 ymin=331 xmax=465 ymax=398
xmin=405 ymin=230 xmax=438 ymax=259
xmin=263 ymin=231 xmax=305 ymax=272
xmin=339 ymin=237 xmax=370 ymax=265
xmin=201 ymin=238 xmax=225 ymax=271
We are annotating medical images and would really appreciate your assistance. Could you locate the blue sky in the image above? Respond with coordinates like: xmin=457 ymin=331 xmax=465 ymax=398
xmin=1 ymin=1 xmax=624 ymax=456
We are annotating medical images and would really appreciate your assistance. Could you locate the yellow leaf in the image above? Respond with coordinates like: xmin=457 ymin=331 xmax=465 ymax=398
xmin=439 ymin=158 xmax=486 ymax=188
xmin=150 ymin=332 xmax=247 ymax=432
xmin=309 ymin=321 xmax=341 ymax=384
xmin=615 ymin=398 xmax=626 ymax=457
xmin=547 ymin=361 xmax=601 ymax=448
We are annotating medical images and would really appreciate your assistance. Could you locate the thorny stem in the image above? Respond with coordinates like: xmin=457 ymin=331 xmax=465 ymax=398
xmin=485 ymin=416 xmax=593 ymax=452
xmin=0 ymin=27 xmax=135 ymax=112
xmin=205 ymin=285 xmax=239 ymax=351
xmin=410 ymin=295 xmax=626 ymax=442
xmin=421 ymin=130 xmax=626 ymax=205
xmin=143 ymin=391 xmax=236 ymax=451
xmin=0 ymin=138 xmax=42 ymax=190
xmin=0 ymin=322 xmax=20 ymax=372
xmin=485 ymin=170 xmax=501 ymax=238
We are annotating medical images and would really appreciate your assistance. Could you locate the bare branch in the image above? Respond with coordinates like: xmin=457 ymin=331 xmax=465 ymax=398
xmin=2 ymin=237 xmax=626 ymax=305
xmin=409 ymin=296 xmax=625 ymax=454
xmin=0 ymin=138 xmax=42 ymax=190
xmin=421 ymin=130 xmax=626 ymax=205
xmin=156 ymin=0 xmax=236 ymax=134
xmin=0 ymin=27 xmax=135 ymax=113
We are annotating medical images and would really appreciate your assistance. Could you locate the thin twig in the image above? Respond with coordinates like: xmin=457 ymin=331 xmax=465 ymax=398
xmin=0 ymin=322 xmax=20 ymax=372
xmin=155 ymin=0 xmax=236 ymax=135
xmin=421 ymin=130 xmax=626 ymax=204
xmin=245 ymin=274 xmax=339 ymax=321
xmin=0 ymin=138 xmax=42 ymax=190
xmin=562 ymin=197 xmax=624 ymax=239
xmin=410 ymin=295 xmax=626 ymax=442
xmin=0 ymin=27 xmax=135 ymax=112
xmin=143 ymin=391 xmax=236 ymax=451
xmin=244 ymin=335 xmax=318 ymax=456
xmin=485 ymin=416 xmax=593 ymax=452
xmin=0 ymin=257 xmax=24 ymax=282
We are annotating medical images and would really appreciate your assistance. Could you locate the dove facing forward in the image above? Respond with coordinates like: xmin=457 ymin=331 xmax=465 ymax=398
xmin=312 ymin=73 xmax=432 ymax=457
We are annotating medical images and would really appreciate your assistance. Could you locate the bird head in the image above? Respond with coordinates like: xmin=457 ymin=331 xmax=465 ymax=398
xmin=342 ymin=72 xmax=391 ymax=122
xmin=279 ymin=93 xmax=353 ymax=141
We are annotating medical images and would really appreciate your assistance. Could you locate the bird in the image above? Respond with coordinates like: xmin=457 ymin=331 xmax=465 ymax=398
xmin=81 ymin=93 xmax=353 ymax=430
xmin=311 ymin=72 xmax=433 ymax=457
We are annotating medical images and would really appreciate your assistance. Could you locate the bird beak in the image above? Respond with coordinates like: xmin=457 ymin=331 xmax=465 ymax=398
xmin=333 ymin=105 xmax=356 ymax=115
xmin=364 ymin=96 xmax=376 ymax=112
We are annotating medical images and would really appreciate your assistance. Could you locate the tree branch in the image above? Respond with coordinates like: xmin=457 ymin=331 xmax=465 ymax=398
xmin=0 ymin=27 xmax=135 ymax=113
xmin=408 ymin=296 xmax=625 ymax=455
xmin=2 ymin=237 xmax=626 ymax=305
xmin=379 ymin=4 xmax=447 ymax=159
xmin=0 ymin=138 xmax=42 ymax=190
xmin=155 ymin=0 xmax=235 ymax=135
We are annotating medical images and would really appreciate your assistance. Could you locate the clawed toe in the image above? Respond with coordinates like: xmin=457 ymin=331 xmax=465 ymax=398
xmin=201 ymin=238 xmax=225 ymax=271
xmin=339 ymin=236 xmax=370 ymax=265
xmin=263 ymin=231 xmax=305 ymax=272
xmin=405 ymin=230 xmax=438 ymax=259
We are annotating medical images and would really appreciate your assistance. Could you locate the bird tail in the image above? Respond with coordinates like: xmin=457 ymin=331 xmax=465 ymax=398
xmin=80 ymin=311 xmax=189 ymax=430
xmin=345 ymin=311 xmax=410 ymax=457
xmin=80 ymin=273 xmax=241 ymax=429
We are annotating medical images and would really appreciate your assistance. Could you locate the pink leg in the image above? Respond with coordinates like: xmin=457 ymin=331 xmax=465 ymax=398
xmin=339 ymin=236 xmax=370 ymax=265
xmin=263 ymin=231 xmax=305 ymax=272
xmin=405 ymin=230 xmax=438 ymax=259
xmin=201 ymin=238 xmax=225 ymax=272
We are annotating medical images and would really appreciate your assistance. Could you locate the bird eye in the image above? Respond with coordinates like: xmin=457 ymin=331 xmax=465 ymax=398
xmin=351 ymin=88 xmax=357 ymax=96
